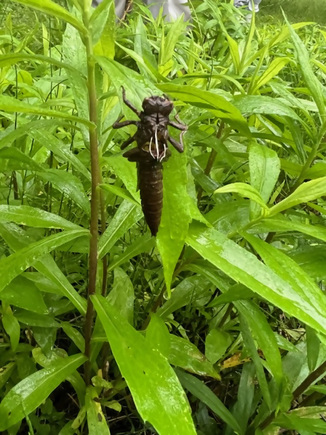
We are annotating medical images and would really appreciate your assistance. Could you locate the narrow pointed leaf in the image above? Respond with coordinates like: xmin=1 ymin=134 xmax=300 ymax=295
xmin=186 ymin=223 xmax=326 ymax=335
xmin=157 ymin=84 xmax=250 ymax=135
xmin=0 ymin=229 xmax=87 ymax=292
xmin=0 ymin=354 xmax=86 ymax=431
xmin=157 ymin=148 xmax=192 ymax=295
xmin=0 ymin=205 xmax=81 ymax=230
xmin=9 ymin=0 xmax=87 ymax=35
xmin=0 ymin=95 xmax=93 ymax=127
xmin=269 ymin=177 xmax=326 ymax=216
xmin=98 ymin=201 xmax=142 ymax=259
xmin=215 ymin=183 xmax=268 ymax=210
xmin=92 ymin=295 xmax=196 ymax=435
xmin=176 ymin=369 xmax=243 ymax=435
xmin=86 ymin=386 xmax=111 ymax=434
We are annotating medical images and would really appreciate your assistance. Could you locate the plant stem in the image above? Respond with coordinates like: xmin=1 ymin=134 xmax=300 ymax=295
xmin=99 ymin=173 xmax=108 ymax=296
xmin=83 ymin=11 xmax=100 ymax=385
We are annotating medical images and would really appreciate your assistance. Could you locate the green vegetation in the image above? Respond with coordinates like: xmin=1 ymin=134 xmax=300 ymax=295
xmin=261 ymin=0 xmax=326 ymax=24
xmin=1 ymin=0 xmax=326 ymax=434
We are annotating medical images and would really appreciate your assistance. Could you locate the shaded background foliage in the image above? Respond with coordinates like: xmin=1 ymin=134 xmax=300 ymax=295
xmin=1 ymin=0 xmax=326 ymax=434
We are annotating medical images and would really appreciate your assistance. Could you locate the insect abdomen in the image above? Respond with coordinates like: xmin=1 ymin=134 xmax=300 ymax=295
xmin=138 ymin=160 xmax=163 ymax=236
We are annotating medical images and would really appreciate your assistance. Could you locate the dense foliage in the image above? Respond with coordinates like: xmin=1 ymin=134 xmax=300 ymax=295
xmin=1 ymin=0 xmax=326 ymax=434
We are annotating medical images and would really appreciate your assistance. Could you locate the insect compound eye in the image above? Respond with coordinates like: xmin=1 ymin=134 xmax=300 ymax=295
xmin=142 ymin=96 xmax=173 ymax=115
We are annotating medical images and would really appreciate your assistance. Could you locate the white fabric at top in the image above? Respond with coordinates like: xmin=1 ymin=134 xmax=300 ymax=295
xmin=234 ymin=0 xmax=262 ymax=12
xmin=92 ymin=0 xmax=191 ymax=20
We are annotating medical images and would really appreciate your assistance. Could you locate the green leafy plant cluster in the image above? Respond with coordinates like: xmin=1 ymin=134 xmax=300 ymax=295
xmin=261 ymin=0 xmax=326 ymax=24
xmin=1 ymin=0 xmax=326 ymax=433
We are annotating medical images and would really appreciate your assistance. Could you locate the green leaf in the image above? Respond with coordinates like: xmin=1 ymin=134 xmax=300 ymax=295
xmin=186 ymin=223 xmax=326 ymax=335
xmin=0 ymin=120 xmax=57 ymax=149
xmin=157 ymin=148 xmax=192 ymax=295
xmin=32 ymin=348 xmax=86 ymax=407
xmin=249 ymin=143 xmax=280 ymax=218
xmin=0 ymin=229 xmax=88 ymax=292
xmin=0 ymin=363 xmax=15 ymax=391
xmin=61 ymin=322 xmax=85 ymax=353
xmin=251 ymin=57 xmax=291 ymax=93
xmin=230 ymin=363 xmax=255 ymax=432
xmin=134 ymin=16 xmax=159 ymax=80
xmin=0 ymin=95 xmax=93 ymax=128
xmin=96 ymin=57 xmax=157 ymax=105
xmin=205 ymin=329 xmax=232 ymax=364
xmin=115 ymin=43 xmax=158 ymax=83
xmin=269 ymin=177 xmax=326 ymax=216
xmin=0 ymin=147 xmax=43 ymax=171
xmin=92 ymin=295 xmax=196 ymax=435
xmin=98 ymin=201 xmax=142 ymax=259
xmin=240 ymin=313 xmax=271 ymax=408
xmin=236 ymin=300 xmax=283 ymax=388
xmin=146 ymin=314 xmax=171 ymax=359
xmin=243 ymin=232 xmax=326 ymax=333
xmin=252 ymin=216 xmax=326 ymax=244
xmin=99 ymin=184 xmax=138 ymax=205
xmin=103 ymin=155 xmax=140 ymax=202
xmin=233 ymin=95 xmax=302 ymax=121
xmin=286 ymin=17 xmax=326 ymax=119
xmin=306 ymin=326 xmax=320 ymax=372
xmin=9 ymin=0 xmax=87 ymax=35
xmin=86 ymin=386 xmax=111 ymax=434
xmin=107 ymin=234 xmax=155 ymax=271
xmin=157 ymin=84 xmax=250 ymax=135
xmin=158 ymin=16 xmax=187 ymax=76
xmin=208 ymin=284 xmax=254 ymax=307
xmin=15 ymin=310 xmax=58 ymax=327
xmin=37 ymin=170 xmax=90 ymax=214
xmin=90 ymin=0 xmax=114 ymax=46
xmin=31 ymin=129 xmax=90 ymax=181
xmin=0 ymin=205 xmax=81 ymax=230
xmin=157 ymin=275 xmax=213 ymax=319
xmin=35 ymin=255 xmax=87 ymax=316
xmin=61 ymin=22 xmax=89 ymax=144
xmin=215 ymin=183 xmax=268 ymax=210
xmin=1 ymin=275 xmax=48 ymax=314
xmin=2 ymin=309 xmax=20 ymax=351
xmin=273 ymin=407 xmax=326 ymax=433
xmin=0 ymin=223 xmax=87 ymax=315
xmin=0 ymin=53 xmax=85 ymax=77
xmin=107 ymin=268 xmax=134 ymax=325
xmin=176 ymin=369 xmax=243 ymax=435
xmin=0 ymin=354 xmax=86 ymax=431
xmin=169 ymin=335 xmax=220 ymax=380
xmin=93 ymin=1 xmax=115 ymax=59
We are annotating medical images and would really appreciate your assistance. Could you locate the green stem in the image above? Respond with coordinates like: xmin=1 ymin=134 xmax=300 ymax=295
xmin=83 ymin=11 xmax=100 ymax=385
xmin=99 ymin=173 xmax=108 ymax=297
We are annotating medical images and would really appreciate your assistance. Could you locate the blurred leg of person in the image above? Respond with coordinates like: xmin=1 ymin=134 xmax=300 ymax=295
xmin=144 ymin=0 xmax=191 ymax=21
xmin=92 ymin=0 xmax=126 ymax=18
xmin=234 ymin=0 xmax=262 ymax=12
xmin=92 ymin=0 xmax=191 ymax=21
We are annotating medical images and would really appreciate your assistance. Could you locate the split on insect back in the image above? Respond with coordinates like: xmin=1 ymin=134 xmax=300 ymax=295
xmin=112 ymin=88 xmax=187 ymax=236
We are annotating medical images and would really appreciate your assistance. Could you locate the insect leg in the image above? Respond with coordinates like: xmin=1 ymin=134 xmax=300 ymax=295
xmin=121 ymin=87 xmax=141 ymax=117
xmin=123 ymin=147 xmax=143 ymax=161
xmin=121 ymin=134 xmax=137 ymax=149
xmin=112 ymin=118 xmax=138 ymax=129
xmin=168 ymin=120 xmax=187 ymax=131
xmin=168 ymin=135 xmax=184 ymax=153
